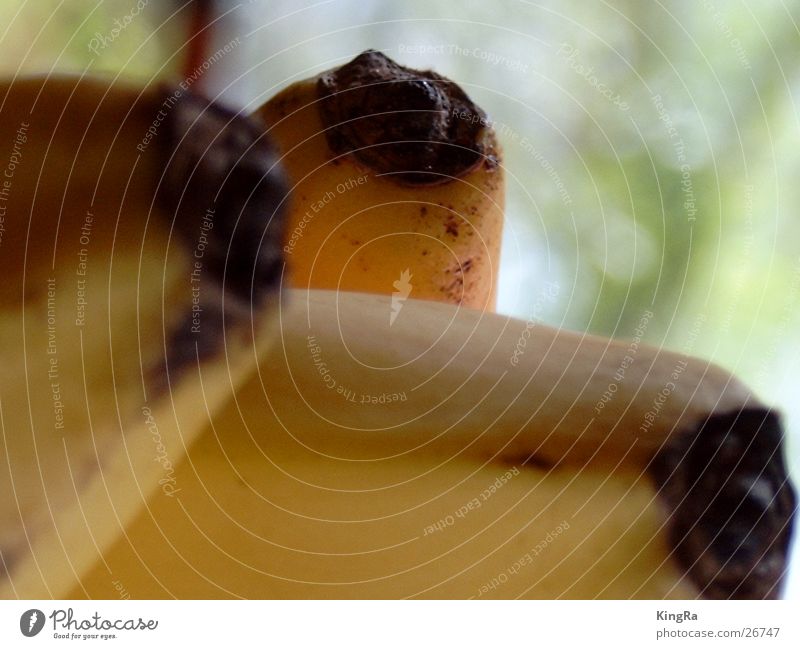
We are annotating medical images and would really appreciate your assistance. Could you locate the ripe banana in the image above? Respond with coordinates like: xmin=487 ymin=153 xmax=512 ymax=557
xmin=258 ymin=50 xmax=504 ymax=309
xmin=0 ymin=74 xmax=287 ymax=597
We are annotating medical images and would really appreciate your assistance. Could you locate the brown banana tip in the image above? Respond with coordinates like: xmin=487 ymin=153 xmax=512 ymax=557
xmin=155 ymin=87 xmax=289 ymax=382
xmin=651 ymin=407 xmax=797 ymax=599
xmin=317 ymin=49 xmax=499 ymax=185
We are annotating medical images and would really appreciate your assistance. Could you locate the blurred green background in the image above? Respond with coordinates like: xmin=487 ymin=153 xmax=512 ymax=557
xmin=1 ymin=0 xmax=798 ymax=594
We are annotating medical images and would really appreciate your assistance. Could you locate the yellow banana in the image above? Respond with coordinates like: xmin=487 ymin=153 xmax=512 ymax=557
xmin=0 ymin=74 xmax=287 ymax=597
xmin=74 ymin=289 xmax=794 ymax=599
xmin=0 ymin=72 xmax=793 ymax=601
xmin=259 ymin=50 xmax=504 ymax=309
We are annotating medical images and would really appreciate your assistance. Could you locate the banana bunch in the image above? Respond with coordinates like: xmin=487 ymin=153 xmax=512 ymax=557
xmin=0 ymin=52 xmax=795 ymax=600
xmin=262 ymin=50 xmax=504 ymax=309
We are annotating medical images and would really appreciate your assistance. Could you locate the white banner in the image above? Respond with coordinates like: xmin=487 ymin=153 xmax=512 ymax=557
xmin=0 ymin=600 xmax=795 ymax=647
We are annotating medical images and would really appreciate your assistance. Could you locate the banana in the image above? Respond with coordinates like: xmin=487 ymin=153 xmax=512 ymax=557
xmin=258 ymin=50 xmax=504 ymax=309
xmin=1 ymin=74 xmax=793 ymax=601
xmin=73 ymin=290 xmax=794 ymax=599
xmin=0 ymin=75 xmax=287 ymax=597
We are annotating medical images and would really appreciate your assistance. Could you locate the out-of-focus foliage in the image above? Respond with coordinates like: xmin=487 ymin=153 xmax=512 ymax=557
xmin=0 ymin=0 xmax=183 ymax=79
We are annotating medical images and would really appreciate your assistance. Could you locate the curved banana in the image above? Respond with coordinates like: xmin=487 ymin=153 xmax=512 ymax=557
xmin=258 ymin=50 xmax=504 ymax=309
xmin=0 ymin=74 xmax=794 ymax=601
xmin=75 ymin=289 xmax=794 ymax=599
xmin=0 ymin=74 xmax=287 ymax=597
